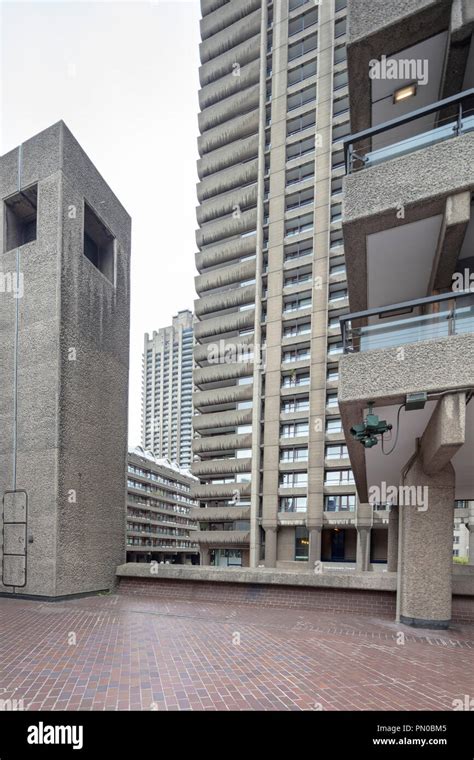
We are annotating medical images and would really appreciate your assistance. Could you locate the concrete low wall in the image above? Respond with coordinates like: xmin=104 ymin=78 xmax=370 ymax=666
xmin=116 ymin=564 xmax=474 ymax=623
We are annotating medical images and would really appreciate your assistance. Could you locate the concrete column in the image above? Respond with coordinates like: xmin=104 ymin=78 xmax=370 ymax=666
xmin=356 ymin=527 xmax=371 ymax=571
xmin=468 ymin=503 xmax=474 ymax=566
xmin=308 ymin=527 xmax=322 ymax=567
xmin=387 ymin=506 xmax=399 ymax=572
xmin=200 ymin=547 xmax=210 ymax=566
xmin=264 ymin=526 xmax=277 ymax=567
xmin=398 ymin=457 xmax=455 ymax=629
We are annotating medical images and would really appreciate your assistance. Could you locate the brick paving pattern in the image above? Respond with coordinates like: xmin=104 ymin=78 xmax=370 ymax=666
xmin=0 ymin=592 xmax=472 ymax=711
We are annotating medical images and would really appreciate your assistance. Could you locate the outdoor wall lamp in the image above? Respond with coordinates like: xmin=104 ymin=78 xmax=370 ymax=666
xmin=350 ymin=403 xmax=392 ymax=448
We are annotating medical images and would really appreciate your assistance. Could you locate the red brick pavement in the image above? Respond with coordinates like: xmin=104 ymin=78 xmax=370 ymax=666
xmin=0 ymin=593 xmax=472 ymax=711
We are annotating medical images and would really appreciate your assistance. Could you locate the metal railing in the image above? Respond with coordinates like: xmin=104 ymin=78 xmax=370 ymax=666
xmin=340 ymin=290 xmax=474 ymax=354
xmin=343 ymin=89 xmax=474 ymax=174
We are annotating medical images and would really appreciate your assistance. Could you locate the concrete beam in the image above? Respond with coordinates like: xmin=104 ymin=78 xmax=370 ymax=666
xmin=339 ymin=400 xmax=369 ymax=503
xmin=420 ymin=393 xmax=466 ymax=475
xmin=430 ymin=192 xmax=471 ymax=291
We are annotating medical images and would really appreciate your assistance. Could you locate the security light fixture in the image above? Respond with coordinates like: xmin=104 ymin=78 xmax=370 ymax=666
xmin=350 ymin=403 xmax=392 ymax=449
xmin=393 ymin=83 xmax=417 ymax=104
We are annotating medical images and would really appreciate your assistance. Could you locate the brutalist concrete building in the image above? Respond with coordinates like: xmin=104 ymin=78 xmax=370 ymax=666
xmin=142 ymin=310 xmax=194 ymax=467
xmin=192 ymin=0 xmax=376 ymax=568
xmin=339 ymin=0 xmax=474 ymax=627
xmin=0 ymin=121 xmax=131 ymax=598
xmin=127 ymin=447 xmax=199 ymax=563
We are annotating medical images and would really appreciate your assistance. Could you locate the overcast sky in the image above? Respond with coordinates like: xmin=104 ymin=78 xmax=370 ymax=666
xmin=0 ymin=0 xmax=201 ymax=446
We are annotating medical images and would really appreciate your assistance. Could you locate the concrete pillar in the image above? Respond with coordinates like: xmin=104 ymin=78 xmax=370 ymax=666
xmin=308 ymin=527 xmax=322 ymax=567
xmin=264 ymin=526 xmax=277 ymax=567
xmin=387 ymin=506 xmax=399 ymax=572
xmin=398 ymin=457 xmax=455 ymax=629
xmin=200 ymin=547 xmax=210 ymax=566
xmin=356 ymin=527 xmax=371 ymax=571
xmin=468 ymin=503 xmax=474 ymax=566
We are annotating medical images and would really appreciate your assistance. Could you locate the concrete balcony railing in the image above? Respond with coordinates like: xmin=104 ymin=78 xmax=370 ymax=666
xmin=192 ymin=407 xmax=253 ymax=432
xmin=193 ymin=383 xmax=253 ymax=410
xmin=200 ymin=0 xmax=261 ymax=43
xmin=194 ymin=283 xmax=256 ymax=317
xmin=195 ymin=234 xmax=256 ymax=271
xmin=199 ymin=83 xmax=260 ymax=134
xmin=199 ymin=58 xmax=260 ymax=111
xmin=197 ymin=157 xmax=258 ymax=202
xmin=192 ymin=432 xmax=253 ymax=454
xmin=191 ymin=482 xmax=252 ymax=501
xmin=194 ymin=360 xmax=254 ymax=387
xmin=193 ymin=334 xmax=254 ymax=365
xmin=196 ymin=208 xmax=257 ymax=249
xmin=193 ymin=309 xmax=255 ymax=340
xmin=194 ymin=530 xmax=251 ymax=545
xmin=191 ymin=457 xmax=252 ymax=477
xmin=199 ymin=8 xmax=261 ymax=65
xmin=197 ymin=133 xmax=259 ymax=180
xmin=197 ymin=183 xmax=258 ymax=227
xmin=190 ymin=505 xmax=251 ymax=521
xmin=199 ymin=33 xmax=260 ymax=87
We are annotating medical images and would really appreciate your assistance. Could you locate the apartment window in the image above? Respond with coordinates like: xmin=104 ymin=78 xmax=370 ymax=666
xmin=285 ymin=213 xmax=313 ymax=238
xmin=287 ymin=136 xmax=315 ymax=160
xmin=326 ymin=418 xmax=342 ymax=433
xmin=286 ymin=161 xmax=314 ymax=187
xmin=280 ymin=472 xmax=308 ymax=487
xmin=325 ymin=469 xmax=354 ymax=485
xmin=326 ymin=392 xmax=338 ymax=408
xmin=288 ymin=33 xmax=317 ymax=62
xmin=288 ymin=59 xmax=317 ymax=86
xmin=282 ymin=371 xmax=310 ymax=387
xmin=288 ymin=84 xmax=317 ymax=112
xmin=283 ymin=320 xmax=311 ymax=337
xmin=289 ymin=0 xmax=311 ymax=10
xmin=330 ymin=230 xmax=344 ymax=249
xmin=283 ymin=293 xmax=312 ymax=312
xmin=332 ymin=121 xmax=350 ymax=142
xmin=237 ymin=401 xmax=252 ymax=410
xmin=326 ymin=444 xmax=348 ymax=459
xmin=236 ymin=449 xmax=252 ymax=458
xmin=332 ymin=150 xmax=344 ymax=169
xmin=280 ymin=447 xmax=308 ymax=462
xmin=333 ymin=95 xmax=349 ymax=116
xmin=334 ymin=18 xmax=346 ymax=38
xmin=336 ymin=0 xmax=347 ymax=10
xmin=280 ymin=496 xmax=307 ymax=513
xmin=333 ymin=70 xmax=348 ymax=91
xmin=284 ymin=239 xmax=313 ymax=260
xmin=331 ymin=203 xmax=342 ymax=222
xmin=289 ymin=6 xmax=318 ymax=36
xmin=281 ymin=421 xmax=309 ymax=438
xmin=284 ymin=267 xmax=312 ymax=287
xmin=295 ymin=527 xmax=309 ymax=560
xmin=282 ymin=397 xmax=310 ymax=413
xmin=237 ymin=425 xmax=252 ymax=434
xmin=4 ymin=185 xmax=38 ymax=252
xmin=329 ymin=286 xmax=347 ymax=303
xmin=327 ymin=367 xmax=339 ymax=382
xmin=83 ymin=202 xmax=115 ymax=282
xmin=328 ymin=340 xmax=343 ymax=355
xmin=325 ymin=494 xmax=355 ymax=512
xmin=330 ymin=262 xmax=346 ymax=277
xmin=286 ymin=188 xmax=314 ymax=212
xmin=334 ymin=45 xmax=346 ymax=65
xmin=287 ymin=111 xmax=316 ymax=137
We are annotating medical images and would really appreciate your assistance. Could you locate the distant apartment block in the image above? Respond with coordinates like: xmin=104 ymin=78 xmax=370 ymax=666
xmin=142 ymin=310 xmax=194 ymax=467
xmin=0 ymin=121 xmax=131 ymax=598
xmin=127 ymin=447 xmax=199 ymax=564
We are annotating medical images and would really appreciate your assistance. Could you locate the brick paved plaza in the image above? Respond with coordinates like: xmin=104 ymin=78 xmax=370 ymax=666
xmin=0 ymin=591 xmax=473 ymax=711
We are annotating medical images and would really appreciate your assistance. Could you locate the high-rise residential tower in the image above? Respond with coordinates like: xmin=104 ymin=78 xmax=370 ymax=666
xmin=192 ymin=0 xmax=363 ymax=568
xmin=0 ymin=121 xmax=131 ymax=598
xmin=142 ymin=310 xmax=194 ymax=467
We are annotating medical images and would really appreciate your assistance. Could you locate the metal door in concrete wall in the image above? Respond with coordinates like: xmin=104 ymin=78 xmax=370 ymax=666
xmin=1 ymin=490 xmax=27 ymax=588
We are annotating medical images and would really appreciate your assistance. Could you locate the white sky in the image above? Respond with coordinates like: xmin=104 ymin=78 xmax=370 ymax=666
xmin=0 ymin=0 xmax=201 ymax=445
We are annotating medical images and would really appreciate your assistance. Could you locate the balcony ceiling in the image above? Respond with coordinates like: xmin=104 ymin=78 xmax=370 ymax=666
xmin=371 ymin=32 xmax=448 ymax=149
xmin=366 ymin=214 xmax=443 ymax=308
xmin=364 ymin=399 xmax=474 ymax=501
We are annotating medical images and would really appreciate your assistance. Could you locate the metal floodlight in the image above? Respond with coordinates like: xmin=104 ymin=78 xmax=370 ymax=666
xmin=350 ymin=403 xmax=392 ymax=448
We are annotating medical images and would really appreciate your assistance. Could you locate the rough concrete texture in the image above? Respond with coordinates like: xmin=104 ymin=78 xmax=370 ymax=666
xmin=398 ymin=458 xmax=455 ymax=627
xmin=0 ymin=121 xmax=130 ymax=598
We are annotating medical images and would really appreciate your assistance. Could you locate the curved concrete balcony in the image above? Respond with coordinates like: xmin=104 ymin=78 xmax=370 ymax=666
xmin=199 ymin=33 xmax=260 ymax=87
xmin=194 ymin=309 xmax=255 ymax=340
xmin=197 ymin=182 xmax=258 ymax=226
xmin=193 ymin=334 xmax=254 ymax=365
xmin=197 ymin=158 xmax=258 ymax=203
xmin=201 ymin=0 xmax=225 ymax=18
xmin=199 ymin=8 xmax=261 ymax=65
xmin=196 ymin=209 xmax=257 ymax=249
xmin=199 ymin=83 xmax=260 ymax=134
xmin=193 ymin=383 xmax=253 ymax=410
xmin=194 ymin=284 xmax=256 ymax=318
xmin=191 ymin=457 xmax=252 ymax=477
xmin=192 ymin=432 xmax=252 ymax=454
xmin=193 ymin=407 xmax=253 ymax=432
xmin=197 ymin=133 xmax=259 ymax=179
xmin=200 ymin=0 xmax=261 ymax=42
xmin=192 ymin=482 xmax=251 ymax=500
xmin=190 ymin=505 xmax=251 ymax=521
xmin=193 ymin=530 xmax=250 ymax=545
xmin=199 ymin=58 xmax=260 ymax=110
xmin=195 ymin=258 xmax=256 ymax=296
xmin=194 ymin=360 xmax=255 ymax=387
xmin=195 ymin=234 xmax=256 ymax=271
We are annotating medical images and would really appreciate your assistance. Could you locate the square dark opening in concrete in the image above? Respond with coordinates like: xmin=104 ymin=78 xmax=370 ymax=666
xmin=4 ymin=185 xmax=38 ymax=252
xmin=83 ymin=201 xmax=115 ymax=283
